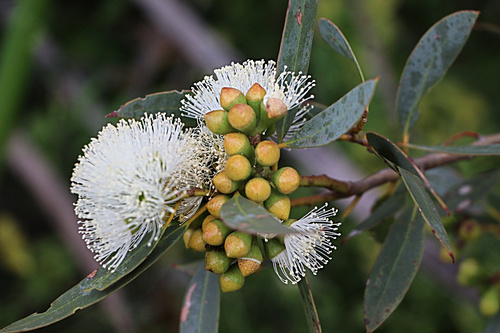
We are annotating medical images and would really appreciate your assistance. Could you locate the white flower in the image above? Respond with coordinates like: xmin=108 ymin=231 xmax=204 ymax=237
xmin=71 ymin=113 xmax=196 ymax=271
xmin=271 ymin=203 xmax=340 ymax=284
xmin=180 ymin=59 xmax=315 ymax=126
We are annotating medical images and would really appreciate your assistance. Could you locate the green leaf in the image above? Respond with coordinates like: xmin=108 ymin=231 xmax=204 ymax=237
xmin=396 ymin=11 xmax=479 ymax=137
xmin=399 ymin=168 xmax=454 ymax=262
xmin=317 ymin=18 xmax=364 ymax=82
xmin=407 ymin=143 xmax=500 ymax=155
xmin=0 ymin=224 xmax=186 ymax=333
xmin=298 ymin=277 xmax=322 ymax=333
xmin=107 ymin=90 xmax=197 ymax=127
xmin=364 ymin=207 xmax=425 ymax=332
xmin=283 ymin=79 xmax=377 ymax=148
xmin=180 ymin=263 xmax=220 ymax=333
xmin=219 ymin=196 xmax=296 ymax=235
xmin=275 ymin=0 xmax=318 ymax=142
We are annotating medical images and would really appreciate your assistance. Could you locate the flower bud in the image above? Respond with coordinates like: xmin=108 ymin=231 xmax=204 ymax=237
xmin=183 ymin=228 xmax=194 ymax=249
xmin=202 ymin=214 xmax=217 ymax=230
xmin=204 ymin=110 xmax=234 ymax=135
xmin=255 ymin=140 xmax=280 ymax=167
xmin=264 ymin=189 xmax=291 ymax=220
xmin=225 ymin=155 xmax=252 ymax=182
xmin=256 ymin=98 xmax=288 ymax=133
xmin=224 ymin=231 xmax=252 ymax=258
xmin=188 ymin=228 xmax=207 ymax=252
xmin=263 ymin=238 xmax=286 ymax=260
xmin=220 ymin=87 xmax=246 ymax=111
xmin=203 ymin=219 xmax=232 ymax=246
xmin=228 ymin=103 xmax=257 ymax=135
xmin=245 ymin=177 xmax=271 ymax=202
xmin=480 ymin=287 xmax=500 ymax=317
xmin=205 ymin=250 xmax=232 ymax=274
xmin=220 ymin=264 xmax=245 ymax=292
xmin=238 ymin=238 xmax=263 ymax=276
xmin=457 ymin=258 xmax=481 ymax=287
xmin=458 ymin=219 xmax=481 ymax=241
xmin=212 ymin=170 xmax=241 ymax=194
xmin=207 ymin=194 xmax=230 ymax=218
xmin=271 ymin=167 xmax=300 ymax=194
xmin=224 ymin=132 xmax=254 ymax=159
xmin=245 ymin=83 xmax=266 ymax=115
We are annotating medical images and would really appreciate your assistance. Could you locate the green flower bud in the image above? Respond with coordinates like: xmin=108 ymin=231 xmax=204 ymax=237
xmin=205 ymin=250 xmax=232 ymax=274
xmin=183 ymin=228 xmax=194 ymax=249
xmin=220 ymin=87 xmax=247 ymax=111
xmin=228 ymin=103 xmax=257 ymax=135
xmin=255 ymin=140 xmax=280 ymax=167
xmin=238 ymin=238 xmax=263 ymax=276
xmin=203 ymin=219 xmax=232 ymax=246
xmin=480 ymin=287 xmax=500 ymax=317
xmin=207 ymin=194 xmax=230 ymax=218
xmin=202 ymin=214 xmax=217 ymax=230
xmin=225 ymin=231 xmax=252 ymax=258
xmin=264 ymin=189 xmax=291 ymax=220
xmin=263 ymin=238 xmax=285 ymax=259
xmin=256 ymin=98 xmax=288 ymax=133
xmin=245 ymin=83 xmax=266 ymax=116
xmin=212 ymin=170 xmax=242 ymax=194
xmin=245 ymin=177 xmax=271 ymax=202
xmin=204 ymin=110 xmax=235 ymax=135
xmin=457 ymin=258 xmax=481 ymax=287
xmin=188 ymin=228 xmax=207 ymax=252
xmin=459 ymin=219 xmax=482 ymax=241
xmin=220 ymin=264 xmax=245 ymax=292
xmin=271 ymin=166 xmax=300 ymax=194
xmin=223 ymin=132 xmax=254 ymax=159
xmin=225 ymin=155 xmax=252 ymax=181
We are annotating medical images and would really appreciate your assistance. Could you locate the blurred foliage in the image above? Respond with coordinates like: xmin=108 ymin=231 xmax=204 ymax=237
xmin=0 ymin=0 xmax=499 ymax=332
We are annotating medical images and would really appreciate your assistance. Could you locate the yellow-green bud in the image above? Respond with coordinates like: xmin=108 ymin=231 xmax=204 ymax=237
xmin=207 ymin=194 xmax=230 ymax=218
xmin=271 ymin=166 xmax=300 ymax=194
xmin=264 ymin=189 xmax=291 ymax=220
xmin=245 ymin=177 xmax=271 ymax=202
xmin=204 ymin=110 xmax=234 ymax=135
xmin=183 ymin=228 xmax=194 ymax=249
xmin=224 ymin=132 xmax=254 ymax=159
xmin=256 ymin=98 xmax=288 ymax=133
xmin=458 ymin=219 xmax=481 ymax=241
xmin=228 ymin=103 xmax=257 ymax=135
xmin=245 ymin=83 xmax=266 ymax=116
xmin=202 ymin=214 xmax=217 ymax=230
xmin=225 ymin=155 xmax=252 ymax=181
xmin=205 ymin=250 xmax=232 ymax=274
xmin=480 ymin=287 xmax=500 ymax=317
xmin=212 ymin=170 xmax=241 ymax=194
xmin=188 ymin=228 xmax=207 ymax=252
xmin=263 ymin=238 xmax=286 ymax=259
xmin=255 ymin=140 xmax=280 ymax=167
xmin=220 ymin=264 xmax=245 ymax=292
xmin=203 ymin=219 xmax=232 ymax=246
xmin=224 ymin=231 xmax=252 ymax=258
xmin=457 ymin=258 xmax=481 ymax=287
xmin=220 ymin=87 xmax=247 ymax=111
xmin=238 ymin=238 xmax=263 ymax=276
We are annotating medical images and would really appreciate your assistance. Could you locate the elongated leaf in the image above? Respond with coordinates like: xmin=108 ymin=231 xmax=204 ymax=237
xmin=399 ymin=167 xmax=454 ymax=261
xmin=298 ymin=277 xmax=322 ymax=333
xmin=397 ymin=11 xmax=479 ymax=136
xmin=0 ymin=224 xmax=186 ymax=332
xmin=180 ymin=263 xmax=220 ymax=333
xmin=283 ymin=79 xmax=377 ymax=148
xmin=220 ymin=196 xmax=296 ymax=235
xmin=364 ymin=208 xmax=425 ymax=332
xmin=275 ymin=0 xmax=318 ymax=142
xmin=407 ymin=143 xmax=500 ymax=155
xmin=107 ymin=90 xmax=196 ymax=126
xmin=318 ymin=18 xmax=364 ymax=81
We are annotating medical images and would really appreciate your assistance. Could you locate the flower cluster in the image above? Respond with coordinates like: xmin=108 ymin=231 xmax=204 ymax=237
xmin=71 ymin=60 xmax=340 ymax=288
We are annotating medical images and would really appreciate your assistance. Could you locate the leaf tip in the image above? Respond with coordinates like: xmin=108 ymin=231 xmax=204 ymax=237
xmin=105 ymin=110 xmax=119 ymax=118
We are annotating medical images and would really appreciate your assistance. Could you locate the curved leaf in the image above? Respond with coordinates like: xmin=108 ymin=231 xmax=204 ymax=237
xmin=298 ymin=277 xmax=322 ymax=333
xmin=283 ymin=79 xmax=377 ymax=148
xmin=407 ymin=143 xmax=500 ymax=155
xmin=318 ymin=18 xmax=364 ymax=81
xmin=364 ymin=208 xmax=425 ymax=332
xmin=0 ymin=224 xmax=186 ymax=333
xmin=396 ymin=11 xmax=479 ymax=137
xmin=275 ymin=0 xmax=318 ymax=142
xmin=180 ymin=263 xmax=220 ymax=333
xmin=220 ymin=196 xmax=296 ymax=235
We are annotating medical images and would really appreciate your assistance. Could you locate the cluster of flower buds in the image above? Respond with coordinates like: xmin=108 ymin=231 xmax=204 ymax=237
xmin=183 ymin=84 xmax=302 ymax=292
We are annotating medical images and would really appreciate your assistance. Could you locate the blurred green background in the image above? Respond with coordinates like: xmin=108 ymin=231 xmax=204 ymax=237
xmin=1 ymin=0 xmax=499 ymax=332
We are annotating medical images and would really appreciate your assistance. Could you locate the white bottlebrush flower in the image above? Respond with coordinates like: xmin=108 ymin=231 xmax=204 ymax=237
xmin=71 ymin=113 xmax=197 ymax=271
xmin=180 ymin=59 xmax=315 ymax=123
xmin=271 ymin=203 xmax=340 ymax=284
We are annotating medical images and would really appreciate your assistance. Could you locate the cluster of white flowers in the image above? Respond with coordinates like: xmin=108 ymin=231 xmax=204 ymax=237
xmin=71 ymin=60 xmax=339 ymax=281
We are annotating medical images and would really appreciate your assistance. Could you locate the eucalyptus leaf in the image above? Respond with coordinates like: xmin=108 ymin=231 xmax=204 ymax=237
xmin=364 ymin=208 xmax=425 ymax=332
xmin=283 ymin=79 xmax=377 ymax=148
xmin=318 ymin=18 xmax=364 ymax=82
xmin=219 ymin=196 xmax=296 ymax=235
xmin=399 ymin=167 xmax=454 ymax=261
xmin=407 ymin=143 xmax=500 ymax=155
xmin=180 ymin=263 xmax=220 ymax=333
xmin=396 ymin=11 xmax=479 ymax=137
xmin=0 ymin=224 xmax=186 ymax=333
xmin=275 ymin=0 xmax=318 ymax=142
xmin=298 ymin=277 xmax=322 ymax=333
